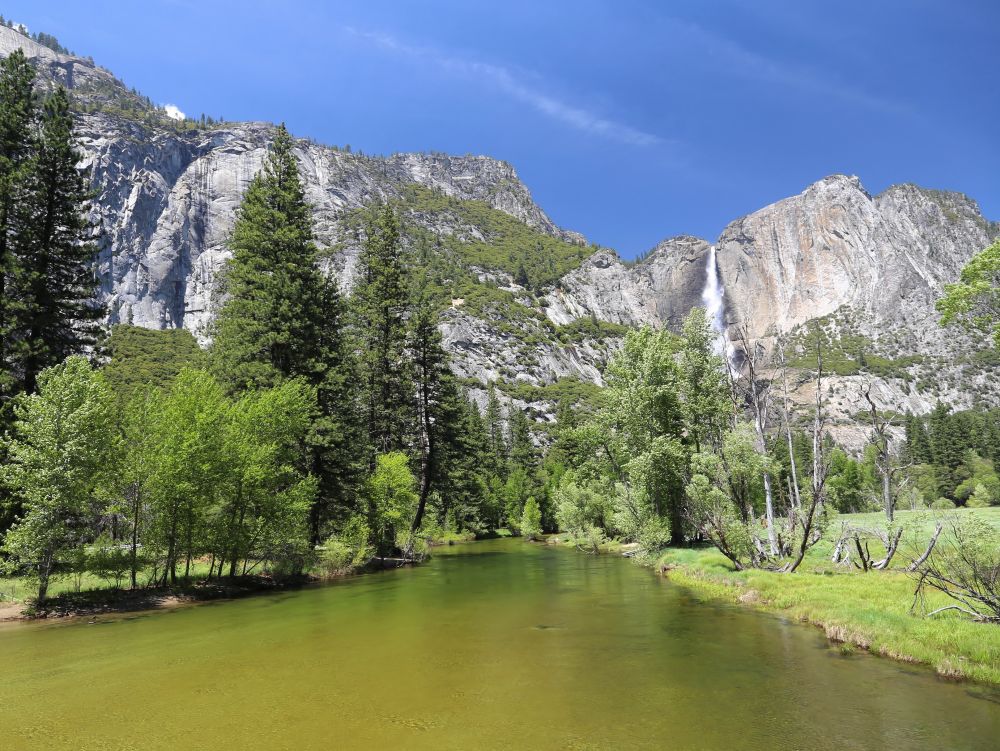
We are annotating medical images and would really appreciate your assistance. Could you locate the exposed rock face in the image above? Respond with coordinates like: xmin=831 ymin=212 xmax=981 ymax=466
xmin=543 ymin=236 xmax=710 ymax=329
xmin=715 ymin=174 xmax=999 ymax=345
xmin=4 ymin=25 xmax=999 ymax=431
xmin=76 ymin=113 xmax=569 ymax=337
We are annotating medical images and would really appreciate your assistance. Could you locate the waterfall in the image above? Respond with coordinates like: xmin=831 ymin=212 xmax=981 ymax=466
xmin=701 ymin=245 xmax=729 ymax=356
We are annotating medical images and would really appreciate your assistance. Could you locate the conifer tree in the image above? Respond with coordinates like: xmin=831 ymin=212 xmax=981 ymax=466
xmin=212 ymin=124 xmax=327 ymax=389
xmin=484 ymin=384 xmax=507 ymax=476
xmin=19 ymin=87 xmax=103 ymax=393
xmin=211 ymin=124 xmax=361 ymax=542
xmin=353 ymin=204 xmax=414 ymax=458
xmin=0 ymin=50 xmax=35 ymax=418
xmin=407 ymin=288 xmax=463 ymax=536
xmin=508 ymin=407 xmax=539 ymax=476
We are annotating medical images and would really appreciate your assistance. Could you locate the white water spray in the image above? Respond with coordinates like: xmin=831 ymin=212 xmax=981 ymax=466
xmin=701 ymin=245 xmax=730 ymax=358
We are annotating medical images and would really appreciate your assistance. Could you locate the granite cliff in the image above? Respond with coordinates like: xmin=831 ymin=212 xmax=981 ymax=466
xmin=3 ymin=24 xmax=998 ymax=440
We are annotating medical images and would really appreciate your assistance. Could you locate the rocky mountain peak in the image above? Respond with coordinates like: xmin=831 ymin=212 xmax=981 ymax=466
xmin=3 ymin=27 xmax=999 ymax=432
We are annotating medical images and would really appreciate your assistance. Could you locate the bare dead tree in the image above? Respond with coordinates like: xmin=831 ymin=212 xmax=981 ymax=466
xmin=733 ymin=323 xmax=778 ymax=558
xmin=787 ymin=342 xmax=832 ymax=572
xmin=848 ymin=526 xmax=904 ymax=571
xmin=911 ymin=518 xmax=1000 ymax=623
xmin=860 ymin=380 xmax=908 ymax=523
xmin=777 ymin=346 xmax=802 ymax=511
xmin=906 ymin=523 xmax=943 ymax=572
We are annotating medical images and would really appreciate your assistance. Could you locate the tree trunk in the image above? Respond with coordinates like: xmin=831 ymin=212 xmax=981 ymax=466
xmin=129 ymin=483 xmax=141 ymax=590
xmin=408 ymin=350 xmax=434 ymax=554
xmin=907 ymin=524 xmax=943 ymax=572
xmin=883 ymin=469 xmax=893 ymax=524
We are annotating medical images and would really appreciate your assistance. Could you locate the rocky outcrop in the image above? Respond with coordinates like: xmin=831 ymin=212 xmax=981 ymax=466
xmin=715 ymin=174 xmax=998 ymax=347
xmin=4 ymin=24 xmax=999 ymax=428
xmin=77 ymin=113 xmax=567 ymax=337
xmin=543 ymin=236 xmax=710 ymax=329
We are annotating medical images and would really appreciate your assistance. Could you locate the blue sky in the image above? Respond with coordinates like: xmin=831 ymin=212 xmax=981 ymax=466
xmin=7 ymin=0 xmax=998 ymax=257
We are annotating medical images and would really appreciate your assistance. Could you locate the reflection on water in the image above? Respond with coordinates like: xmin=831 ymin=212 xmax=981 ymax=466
xmin=1 ymin=539 xmax=998 ymax=750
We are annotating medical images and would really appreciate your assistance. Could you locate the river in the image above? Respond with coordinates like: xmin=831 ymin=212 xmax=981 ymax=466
xmin=0 ymin=539 xmax=997 ymax=749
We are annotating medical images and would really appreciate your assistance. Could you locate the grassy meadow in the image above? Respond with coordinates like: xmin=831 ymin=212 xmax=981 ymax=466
xmin=654 ymin=507 xmax=1000 ymax=685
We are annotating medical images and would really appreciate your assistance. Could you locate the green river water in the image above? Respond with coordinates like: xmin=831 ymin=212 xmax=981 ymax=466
xmin=1 ymin=538 xmax=998 ymax=750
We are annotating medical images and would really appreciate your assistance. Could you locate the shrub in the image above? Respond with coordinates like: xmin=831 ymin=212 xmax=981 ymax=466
xmin=931 ymin=498 xmax=956 ymax=510
xmin=319 ymin=516 xmax=372 ymax=575
xmin=520 ymin=497 xmax=542 ymax=541
xmin=395 ymin=530 xmax=431 ymax=561
xmin=637 ymin=516 xmax=671 ymax=556
xmin=87 ymin=535 xmax=132 ymax=589
xmin=965 ymin=484 xmax=993 ymax=508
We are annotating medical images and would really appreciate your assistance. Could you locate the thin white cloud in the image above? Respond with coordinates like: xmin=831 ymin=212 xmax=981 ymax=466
xmin=346 ymin=27 xmax=662 ymax=147
xmin=162 ymin=104 xmax=186 ymax=121
xmin=667 ymin=18 xmax=908 ymax=115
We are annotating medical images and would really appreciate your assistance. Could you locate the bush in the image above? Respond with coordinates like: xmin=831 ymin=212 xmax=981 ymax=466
xmin=914 ymin=516 xmax=1000 ymax=622
xmin=931 ymin=498 xmax=957 ymax=510
xmin=319 ymin=516 xmax=372 ymax=575
xmin=554 ymin=478 xmax=606 ymax=538
xmin=395 ymin=530 xmax=431 ymax=561
xmin=88 ymin=535 xmax=132 ymax=589
xmin=520 ymin=497 xmax=542 ymax=541
xmin=268 ymin=540 xmax=314 ymax=579
xmin=965 ymin=484 xmax=993 ymax=508
xmin=637 ymin=516 xmax=671 ymax=555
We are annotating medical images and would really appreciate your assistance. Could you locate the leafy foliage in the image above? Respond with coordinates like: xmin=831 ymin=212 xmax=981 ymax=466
xmin=938 ymin=240 xmax=1000 ymax=348
xmin=101 ymin=325 xmax=204 ymax=396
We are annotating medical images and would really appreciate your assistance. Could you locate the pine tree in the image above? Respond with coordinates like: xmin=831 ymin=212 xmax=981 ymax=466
xmin=212 ymin=124 xmax=327 ymax=389
xmin=0 ymin=50 xmax=35 ymax=419
xmin=407 ymin=288 xmax=463 ymax=536
xmin=508 ymin=406 xmax=538 ymax=476
xmin=904 ymin=413 xmax=933 ymax=464
xmin=443 ymin=396 xmax=493 ymax=531
xmin=484 ymin=384 xmax=507 ymax=476
xmin=353 ymin=204 xmax=414 ymax=458
xmin=19 ymin=87 xmax=104 ymax=394
xmin=211 ymin=124 xmax=361 ymax=542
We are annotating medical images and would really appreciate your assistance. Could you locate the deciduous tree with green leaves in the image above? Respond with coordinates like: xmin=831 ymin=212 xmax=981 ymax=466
xmin=937 ymin=240 xmax=1000 ymax=348
xmin=0 ymin=357 xmax=112 ymax=603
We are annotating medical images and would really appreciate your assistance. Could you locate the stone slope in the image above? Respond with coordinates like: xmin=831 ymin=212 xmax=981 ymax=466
xmin=4 ymin=24 xmax=999 ymax=433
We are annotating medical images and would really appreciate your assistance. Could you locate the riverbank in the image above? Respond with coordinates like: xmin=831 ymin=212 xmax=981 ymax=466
xmin=649 ymin=524 xmax=1000 ymax=686
xmin=0 ymin=553 xmax=430 ymax=623
xmin=0 ymin=574 xmax=317 ymax=623
xmin=548 ymin=508 xmax=1000 ymax=685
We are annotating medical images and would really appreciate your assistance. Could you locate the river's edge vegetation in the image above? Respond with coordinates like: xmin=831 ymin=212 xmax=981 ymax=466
xmin=538 ymin=508 xmax=1000 ymax=685
xmin=649 ymin=510 xmax=1000 ymax=686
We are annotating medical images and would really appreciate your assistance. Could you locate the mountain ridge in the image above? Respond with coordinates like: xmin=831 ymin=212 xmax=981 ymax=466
xmin=1 ymin=23 xmax=998 ymax=442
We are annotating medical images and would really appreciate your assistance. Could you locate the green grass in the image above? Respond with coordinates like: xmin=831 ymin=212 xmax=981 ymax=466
xmin=0 ymin=560 xmax=215 ymax=605
xmin=654 ymin=507 xmax=1000 ymax=685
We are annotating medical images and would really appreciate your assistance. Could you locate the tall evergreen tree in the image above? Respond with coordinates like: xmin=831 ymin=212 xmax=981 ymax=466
xmin=508 ymin=406 xmax=539 ymax=476
xmin=19 ymin=87 xmax=103 ymax=393
xmin=484 ymin=384 xmax=507 ymax=477
xmin=0 ymin=49 xmax=35 ymax=419
xmin=353 ymin=204 xmax=414 ymax=458
xmin=407 ymin=289 xmax=463 ymax=536
xmin=212 ymin=124 xmax=327 ymax=389
xmin=211 ymin=124 xmax=361 ymax=542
